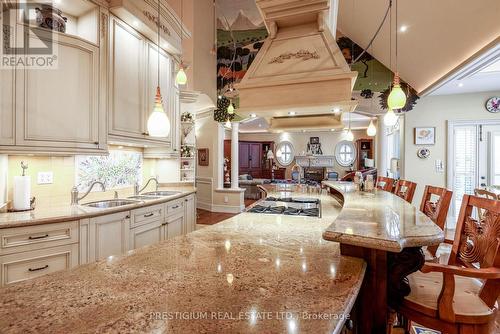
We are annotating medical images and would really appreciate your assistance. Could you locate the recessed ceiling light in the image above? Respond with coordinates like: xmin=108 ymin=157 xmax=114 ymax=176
xmin=258 ymin=124 xmax=262 ymax=127
xmin=399 ymin=25 xmax=408 ymax=33
xmin=250 ymin=113 xmax=257 ymax=118
xmin=132 ymin=20 xmax=139 ymax=27
xmin=288 ymin=111 xmax=296 ymax=116
xmin=332 ymin=107 xmax=341 ymax=113
xmin=457 ymin=82 xmax=464 ymax=87
xmin=330 ymin=129 xmax=335 ymax=132
xmin=118 ymin=145 xmax=124 ymax=149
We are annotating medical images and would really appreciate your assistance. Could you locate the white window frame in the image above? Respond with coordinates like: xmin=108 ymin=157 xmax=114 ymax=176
xmin=276 ymin=141 xmax=295 ymax=166
xmin=335 ymin=140 xmax=356 ymax=167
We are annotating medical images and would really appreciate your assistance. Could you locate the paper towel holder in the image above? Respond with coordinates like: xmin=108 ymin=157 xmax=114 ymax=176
xmin=21 ymin=161 xmax=28 ymax=176
xmin=8 ymin=197 xmax=36 ymax=212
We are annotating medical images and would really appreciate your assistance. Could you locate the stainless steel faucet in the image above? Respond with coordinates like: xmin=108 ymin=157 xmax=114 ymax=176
xmin=71 ymin=181 xmax=106 ymax=205
xmin=134 ymin=177 xmax=159 ymax=195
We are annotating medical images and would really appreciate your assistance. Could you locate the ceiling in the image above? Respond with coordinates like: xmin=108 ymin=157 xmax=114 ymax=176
xmin=337 ymin=0 xmax=500 ymax=95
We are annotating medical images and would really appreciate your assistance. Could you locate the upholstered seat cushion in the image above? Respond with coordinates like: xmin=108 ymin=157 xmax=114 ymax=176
xmin=404 ymin=270 xmax=497 ymax=323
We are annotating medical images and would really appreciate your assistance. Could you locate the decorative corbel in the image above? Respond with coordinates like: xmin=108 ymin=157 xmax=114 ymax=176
xmin=268 ymin=21 xmax=278 ymax=39
xmin=317 ymin=11 xmax=325 ymax=32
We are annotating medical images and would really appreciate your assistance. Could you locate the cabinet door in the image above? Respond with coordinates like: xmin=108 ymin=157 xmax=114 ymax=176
xmin=89 ymin=211 xmax=129 ymax=261
xmin=249 ymin=144 xmax=261 ymax=169
xmin=144 ymin=42 xmax=172 ymax=144
xmin=15 ymin=28 xmax=102 ymax=150
xmin=164 ymin=213 xmax=184 ymax=240
xmin=0 ymin=67 xmax=15 ymax=145
xmin=129 ymin=220 xmax=162 ymax=250
xmin=239 ymin=143 xmax=250 ymax=169
xmin=184 ymin=195 xmax=196 ymax=233
xmin=109 ymin=17 xmax=145 ymax=139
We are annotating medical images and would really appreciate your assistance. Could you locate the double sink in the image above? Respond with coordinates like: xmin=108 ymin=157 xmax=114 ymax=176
xmin=83 ymin=191 xmax=181 ymax=209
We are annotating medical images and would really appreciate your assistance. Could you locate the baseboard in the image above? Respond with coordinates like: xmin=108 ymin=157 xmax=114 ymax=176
xmin=211 ymin=204 xmax=243 ymax=214
xmin=196 ymin=201 xmax=212 ymax=211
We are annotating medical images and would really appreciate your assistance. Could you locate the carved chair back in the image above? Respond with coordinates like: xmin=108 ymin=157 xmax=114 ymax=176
xmin=376 ymin=176 xmax=394 ymax=192
xmin=420 ymin=186 xmax=453 ymax=257
xmin=393 ymin=180 xmax=417 ymax=203
xmin=449 ymin=195 xmax=500 ymax=307
xmin=474 ymin=188 xmax=499 ymax=220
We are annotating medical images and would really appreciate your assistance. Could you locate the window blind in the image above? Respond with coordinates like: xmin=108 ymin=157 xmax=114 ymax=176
xmin=453 ymin=125 xmax=477 ymax=219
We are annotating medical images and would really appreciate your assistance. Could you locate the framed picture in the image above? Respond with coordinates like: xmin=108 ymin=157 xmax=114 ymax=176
xmin=198 ymin=148 xmax=209 ymax=166
xmin=309 ymin=137 xmax=320 ymax=144
xmin=414 ymin=127 xmax=435 ymax=145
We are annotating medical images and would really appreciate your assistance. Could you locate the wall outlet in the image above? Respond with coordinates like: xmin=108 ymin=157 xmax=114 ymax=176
xmin=37 ymin=171 xmax=53 ymax=184
xmin=224 ymin=196 xmax=229 ymax=203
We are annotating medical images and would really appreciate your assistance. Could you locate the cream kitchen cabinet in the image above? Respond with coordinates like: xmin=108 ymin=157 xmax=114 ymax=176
xmin=184 ymin=194 xmax=196 ymax=233
xmin=129 ymin=204 xmax=164 ymax=250
xmin=80 ymin=211 xmax=130 ymax=263
xmin=164 ymin=212 xmax=185 ymax=240
xmin=0 ymin=11 xmax=108 ymax=154
xmin=108 ymin=15 xmax=175 ymax=148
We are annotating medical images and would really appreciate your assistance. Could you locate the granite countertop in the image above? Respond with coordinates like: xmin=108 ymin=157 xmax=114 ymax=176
xmin=0 ymin=189 xmax=366 ymax=334
xmin=321 ymin=181 xmax=444 ymax=252
xmin=0 ymin=186 xmax=197 ymax=229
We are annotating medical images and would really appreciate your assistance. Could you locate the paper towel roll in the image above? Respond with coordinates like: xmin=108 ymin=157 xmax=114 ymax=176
xmin=0 ymin=155 xmax=7 ymax=206
xmin=13 ymin=176 xmax=31 ymax=211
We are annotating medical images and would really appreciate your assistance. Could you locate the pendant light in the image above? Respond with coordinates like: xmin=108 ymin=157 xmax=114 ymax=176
xmin=384 ymin=109 xmax=399 ymax=126
xmin=387 ymin=0 xmax=406 ymax=110
xmin=227 ymin=101 xmax=234 ymax=114
xmin=175 ymin=0 xmax=187 ymax=85
xmin=345 ymin=111 xmax=354 ymax=141
xmin=147 ymin=0 xmax=171 ymax=137
xmin=225 ymin=118 xmax=232 ymax=129
xmin=367 ymin=118 xmax=377 ymax=136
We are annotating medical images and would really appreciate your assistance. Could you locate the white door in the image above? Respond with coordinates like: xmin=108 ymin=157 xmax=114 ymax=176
xmin=479 ymin=125 xmax=500 ymax=188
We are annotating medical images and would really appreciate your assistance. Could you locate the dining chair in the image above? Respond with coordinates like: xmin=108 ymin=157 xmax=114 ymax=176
xmin=474 ymin=188 xmax=499 ymax=220
xmin=376 ymin=176 xmax=394 ymax=192
xmin=420 ymin=185 xmax=453 ymax=259
xmin=393 ymin=180 xmax=417 ymax=203
xmin=391 ymin=194 xmax=500 ymax=334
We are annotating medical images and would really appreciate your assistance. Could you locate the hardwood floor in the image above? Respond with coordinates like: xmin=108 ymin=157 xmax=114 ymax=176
xmin=196 ymin=200 xmax=257 ymax=226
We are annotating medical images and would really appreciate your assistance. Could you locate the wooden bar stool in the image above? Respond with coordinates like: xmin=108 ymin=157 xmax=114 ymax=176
xmin=391 ymin=194 xmax=500 ymax=334
xmin=393 ymin=180 xmax=417 ymax=203
xmin=376 ymin=176 xmax=394 ymax=192
xmin=420 ymin=186 xmax=453 ymax=259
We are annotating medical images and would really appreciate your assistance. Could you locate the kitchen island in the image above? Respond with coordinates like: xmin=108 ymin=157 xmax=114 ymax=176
xmin=322 ymin=181 xmax=444 ymax=334
xmin=0 ymin=187 xmax=366 ymax=334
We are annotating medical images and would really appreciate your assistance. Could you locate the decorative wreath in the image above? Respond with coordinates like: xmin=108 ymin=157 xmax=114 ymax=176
xmin=213 ymin=96 xmax=236 ymax=123
xmin=379 ymin=81 xmax=420 ymax=112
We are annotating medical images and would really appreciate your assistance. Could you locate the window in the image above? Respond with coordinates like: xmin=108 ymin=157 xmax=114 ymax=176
xmin=75 ymin=150 xmax=142 ymax=191
xmin=276 ymin=141 xmax=294 ymax=166
xmin=335 ymin=141 xmax=356 ymax=167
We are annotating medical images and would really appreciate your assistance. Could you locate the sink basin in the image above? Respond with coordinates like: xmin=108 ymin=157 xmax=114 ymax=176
xmin=127 ymin=195 xmax=161 ymax=200
xmin=143 ymin=191 xmax=181 ymax=197
xmin=83 ymin=199 xmax=141 ymax=208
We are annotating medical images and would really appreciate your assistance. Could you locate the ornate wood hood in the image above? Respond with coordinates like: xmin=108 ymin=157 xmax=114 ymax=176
xmin=236 ymin=0 xmax=358 ymax=132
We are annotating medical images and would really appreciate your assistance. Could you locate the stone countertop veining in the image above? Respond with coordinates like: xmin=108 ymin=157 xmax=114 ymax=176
xmin=0 ymin=186 xmax=197 ymax=229
xmin=321 ymin=181 xmax=444 ymax=252
xmin=0 ymin=189 xmax=366 ymax=334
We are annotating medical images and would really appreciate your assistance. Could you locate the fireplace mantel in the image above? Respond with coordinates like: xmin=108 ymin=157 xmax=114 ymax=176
xmin=295 ymin=156 xmax=335 ymax=168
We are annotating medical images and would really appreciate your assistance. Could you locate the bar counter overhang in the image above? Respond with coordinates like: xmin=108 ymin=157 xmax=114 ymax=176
xmin=322 ymin=181 xmax=445 ymax=334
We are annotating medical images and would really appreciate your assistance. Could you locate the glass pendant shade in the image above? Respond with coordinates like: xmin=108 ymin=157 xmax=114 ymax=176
xmin=225 ymin=119 xmax=232 ymax=128
xmin=147 ymin=87 xmax=171 ymax=137
xmin=387 ymin=73 xmax=407 ymax=110
xmin=367 ymin=119 xmax=377 ymax=136
xmin=345 ymin=129 xmax=354 ymax=141
xmin=176 ymin=66 xmax=187 ymax=85
xmin=227 ymin=103 xmax=235 ymax=114
xmin=384 ymin=109 xmax=399 ymax=127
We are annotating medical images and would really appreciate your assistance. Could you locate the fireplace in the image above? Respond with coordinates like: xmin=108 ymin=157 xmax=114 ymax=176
xmin=304 ymin=167 xmax=325 ymax=183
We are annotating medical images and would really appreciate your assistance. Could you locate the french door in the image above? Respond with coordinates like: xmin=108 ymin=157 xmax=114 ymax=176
xmin=448 ymin=120 xmax=500 ymax=224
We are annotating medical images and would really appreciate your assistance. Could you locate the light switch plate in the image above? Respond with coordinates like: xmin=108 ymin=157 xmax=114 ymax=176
xmin=37 ymin=171 xmax=53 ymax=184
xmin=435 ymin=160 xmax=444 ymax=173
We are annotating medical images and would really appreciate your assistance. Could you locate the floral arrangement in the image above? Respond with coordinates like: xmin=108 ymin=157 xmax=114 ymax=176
xmin=181 ymin=145 xmax=193 ymax=157
xmin=181 ymin=112 xmax=193 ymax=123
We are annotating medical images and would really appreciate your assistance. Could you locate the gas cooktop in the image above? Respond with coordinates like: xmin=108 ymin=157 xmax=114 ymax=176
xmin=247 ymin=197 xmax=321 ymax=217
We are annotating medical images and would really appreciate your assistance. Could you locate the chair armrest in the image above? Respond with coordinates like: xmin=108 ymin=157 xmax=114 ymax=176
xmin=443 ymin=239 xmax=454 ymax=245
xmin=421 ymin=262 xmax=500 ymax=279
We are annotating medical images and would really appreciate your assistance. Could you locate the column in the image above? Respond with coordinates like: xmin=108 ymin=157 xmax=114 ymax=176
xmin=231 ymin=122 xmax=239 ymax=189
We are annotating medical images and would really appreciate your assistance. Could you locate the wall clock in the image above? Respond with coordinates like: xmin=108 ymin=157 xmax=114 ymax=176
xmin=485 ymin=97 xmax=500 ymax=113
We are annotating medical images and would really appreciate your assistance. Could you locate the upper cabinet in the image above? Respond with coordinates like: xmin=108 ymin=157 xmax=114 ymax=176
xmin=0 ymin=2 xmax=108 ymax=154
xmin=108 ymin=15 xmax=176 ymax=148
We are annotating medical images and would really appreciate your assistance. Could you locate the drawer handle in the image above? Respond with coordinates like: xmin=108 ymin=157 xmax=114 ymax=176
xmin=125 ymin=215 xmax=130 ymax=219
xmin=172 ymin=205 xmax=179 ymax=209
xmin=28 ymin=234 xmax=49 ymax=240
xmin=144 ymin=213 xmax=154 ymax=218
xmin=28 ymin=264 xmax=49 ymax=272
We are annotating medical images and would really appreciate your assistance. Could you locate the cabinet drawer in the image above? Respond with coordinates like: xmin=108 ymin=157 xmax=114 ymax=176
xmin=166 ymin=199 xmax=184 ymax=216
xmin=0 ymin=243 xmax=79 ymax=286
xmin=0 ymin=221 xmax=78 ymax=256
xmin=130 ymin=204 xmax=164 ymax=228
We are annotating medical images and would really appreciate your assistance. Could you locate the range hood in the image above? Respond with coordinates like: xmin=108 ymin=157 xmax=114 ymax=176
xmin=235 ymin=0 xmax=358 ymax=132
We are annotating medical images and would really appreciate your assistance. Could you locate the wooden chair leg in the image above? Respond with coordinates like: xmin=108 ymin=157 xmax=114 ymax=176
xmin=387 ymin=309 xmax=398 ymax=334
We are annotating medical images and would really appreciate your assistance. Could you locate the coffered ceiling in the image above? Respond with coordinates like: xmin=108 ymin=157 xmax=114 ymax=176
xmin=337 ymin=0 xmax=500 ymax=95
